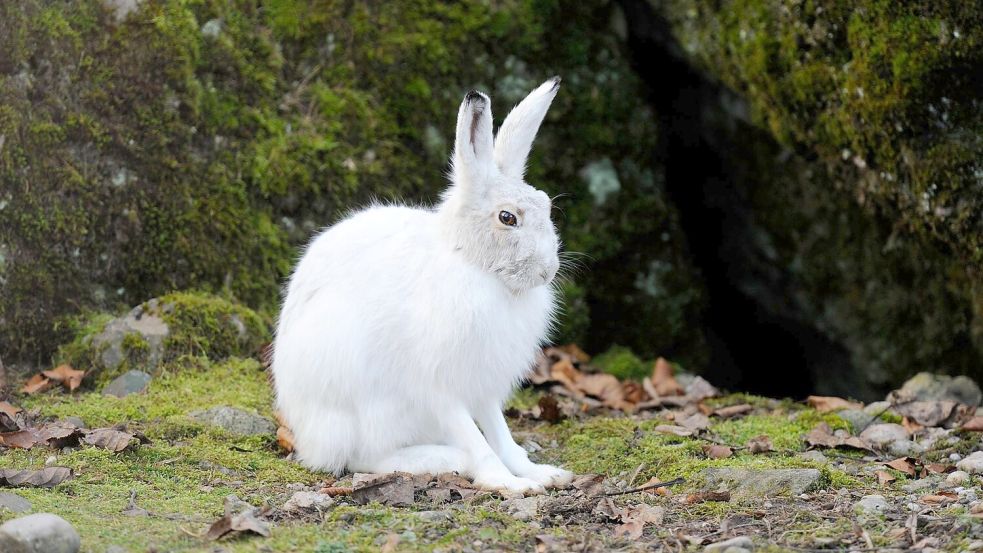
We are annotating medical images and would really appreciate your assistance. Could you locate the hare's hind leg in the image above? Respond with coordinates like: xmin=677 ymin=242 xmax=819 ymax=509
xmin=352 ymin=445 xmax=468 ymax=474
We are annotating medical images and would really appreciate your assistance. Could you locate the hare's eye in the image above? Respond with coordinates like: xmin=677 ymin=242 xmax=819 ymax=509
xmin=498 ymin=210 xmax=518 ymax=227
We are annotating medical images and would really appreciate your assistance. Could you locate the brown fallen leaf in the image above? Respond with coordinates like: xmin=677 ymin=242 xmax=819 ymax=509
xmin=571 ymin=474 xmax=606 ymax=497
xmin=40 ymin=421 xmax=84 ymax=449
xmin=613 ymin=504 xmax=665 ymax=540
xmin=578 ymin=373 xmax=634 ymax=411
xmin=352 ymin=472 xmax=415 ymax=506
xmin=919 ymin=492 xmax=957 ymax=504
xmin=21 ymin=374 xmax=51 ymax=395
xmin=901 ymin=416 xmax=925 ymax=435
xmin=875 ymin=470 xmax=896 ymax=486
xmin=83 ymin=428 xmax=137 ymax=452
xmin=0 ymin=467 xmax=73 ymax=488
xmin=653 ymin=424 xmax=694 ymax=437
xmin=319 ymin=486 xmax=353 ymax=497
xmin=537 ymin=395 xmax=563 ymax=423
xmin=702 ymin=444 xmax=734 ymax=459
xmin=205 ymin=497 xmax=271 ymax=540
xmin=960 ymin=416 xmax=983 ymax=431
xmin=557 ymin=343 xmax=591 ymax=364
xmin=0 ymin=429 xmax=42 ymax=449
xmin=884 ymin=457 xmax=917 ymax=478
xmin=0 ymin=402 xmax=20 ymax=432
xmin=683 ymin=490 xmax=730 ymax=504
xmin=804 ymin=422 xmax=873 ymax=451
xmin=0 ymin=401 xmax=21 ymax=419
xmin=807 ymin=395 xmax=863 ymax=413
xmin=42 ymin=364 xmax=86 ymax=392
xmin=712 ymin=404 xmax=753 ymax=418
xmin=651 ymin=358 xmax=683 ymax=396
xmin=924 ymin=463 xmax=953 ymax=474
xmin=622 ymin=380 xmax=646 ymax=404
xmin=746 ymin=435 xmax=773 ymax=454
xmin=638 ymin=476 xmax=672 ymax=497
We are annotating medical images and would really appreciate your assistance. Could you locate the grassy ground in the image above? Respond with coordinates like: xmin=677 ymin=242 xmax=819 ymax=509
xmin=1 ymin=357 xmax=981 ymax=552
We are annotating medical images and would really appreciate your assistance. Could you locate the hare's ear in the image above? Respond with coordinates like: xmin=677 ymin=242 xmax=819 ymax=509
xmin=494 ymin=76 xmax=560 ymax=179
xmin=452 ymin=89 xmax=495 ymax=196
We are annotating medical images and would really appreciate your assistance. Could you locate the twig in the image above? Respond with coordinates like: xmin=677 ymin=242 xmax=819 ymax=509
xmin=604 ymin=477 xmax=685 ymax=496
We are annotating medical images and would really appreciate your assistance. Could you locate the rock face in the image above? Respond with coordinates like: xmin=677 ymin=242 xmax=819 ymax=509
xmin=102 ymin=370 xmax=153 ymax=398
xmin=189 ymin=406 xmax=276 ymax=437
xmin=699 ymin=468 xmax=823 ymax=499
xmin=0 ymin=513 xmax=81 ymax=553
xmin=0 ymin=493 xmax=31 ymax=514
xmin=0 ymin=0 xmax=706 ymax=368
xmin=619 ymin=0 xmax=983 ymax=395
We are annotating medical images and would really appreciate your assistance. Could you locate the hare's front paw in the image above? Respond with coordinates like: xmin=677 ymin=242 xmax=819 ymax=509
xmin=473 ymin=473 xmax=545 ymax=495
xmin=516 ymin=463 xmax=574 ymax=488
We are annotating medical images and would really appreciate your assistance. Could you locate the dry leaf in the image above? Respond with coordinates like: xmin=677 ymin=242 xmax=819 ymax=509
xmin=683 ymin=491 xmax=730 ymax=504
xmin=352 ymin=472 xmax=415 ymax=506
xmin=713 ymin=404 xmax=753 ymax=418
xmin=571 ymin=474 xmax=606 ymax=497
xmin=875 ymin=470 xmax=896 ymax=486
xmin=613 ymin=504 xmax=665 ymax=540
xmin=42 ymin=364 xmax=86 ymax=392
xmin=21 ymin=374 xmax=51 ymax=395
xmin=0 ymin=429 xmax=42 ymax=449
xmin=638 ymin=476 xmax=671 ymax=497
xmin=205 ymin=498 xmax=271 ymax=540
xmin=807 ymin=395 xmax=863 ymax=413
xmin=651 ymin=358 xmax=683 ymax=396
xmin=622 ymin=380 xmax=646 ymax=404
xmin=884 ymin=457 xmax=917 ymax=478
xmin=319 ymin=486 xmax=353 ymax=496
xmin=702 ymin=444 xmax=734 ymax=459
xmin=537 ymin=395 xmax=563 ymax=423
xmin=0 ymin=467 xmax=73 ymax=488
xmin=40 ymin=421 xmax=84 ymax=449
xmin=804 ymin=422 xmax=873 ymax=451
xmin=83 ymin=428 xmax=137 ymax=452
xmin=960 ymin=416 xmax=983 ymax=431
xmin=653 ymin=425 xmax=694 ymax=437
xmin=557 ymin=344 xmax=591 ymax=363
xmin=919 ymin=492 xmax=957 ymax=504
xmin=0 ymin=401 xmax=21 ymax=419
xmin=924 ymin=463 xmax=953 ymax=474
xmin=0 ymin=401 xmax=20 ymax=432
xmin=746 ymin=435 xmax=773 ymax=454
xmin=577 ymin=373 xmax=634 ymax=411
xmin=902 ymin=416 xmax=925 ymax=435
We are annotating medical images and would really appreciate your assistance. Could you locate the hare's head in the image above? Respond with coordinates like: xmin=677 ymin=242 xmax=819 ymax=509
xmin=440 ymin=77 xmax=561 ymax=293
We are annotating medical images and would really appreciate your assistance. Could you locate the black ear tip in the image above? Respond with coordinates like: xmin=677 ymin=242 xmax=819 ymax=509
xmin=549 ymin=75 xmax=561 ymax=90
xmin=465 ymin=90 xmax=486 ymax=104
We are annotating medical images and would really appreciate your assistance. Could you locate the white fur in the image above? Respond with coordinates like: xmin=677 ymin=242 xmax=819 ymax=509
xmin=272 ymin=77 xmax=573 ymax=494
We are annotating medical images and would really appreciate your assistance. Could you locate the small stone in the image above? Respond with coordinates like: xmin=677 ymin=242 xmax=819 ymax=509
xmin=893 ymin=372 xmax=982 ymax=407
xmin=189 ymin=406 xmax=275 ymax=437
xmin=91 ymin=302 xmax=169 ymax=373
xmin=103 ymin=370 xmax=152 ymax=398
xmin=500 ymin=496 xmax=542 ymax=521
xmin=950 ymin=453 xmax=963 ymax=462
xmin=799 ymin=450 xmax=828 ymax=464
xmin=415 ymin=510 xmax=451 ymax=522
xmin=63 ymin=417 xmax=86 ymax=429
xmin=902 ymin=476 xmax=939 ymax=492
xmin=887 ymin=439 xmax=925 ymax=458
xmin=837 ymin=409 xmax=874 ymax=432
xmin=859 ymin=423 xmax=909 ymax=448
xmin=957 ymin=451 xmax=983 ymax=475
xmin=699 ymin=468 xmax=822 ymax=499
xmin=0 ymin=493 xmax=31 ymax=514
xmin=0 ymin=513 xmax=80 ymax=553
xmin=855 ymin=494 xmax=891 ymax=515
xmin=282 ymin=491 xmax=334 ymax=512
xmin=704 ymin=536 xmax=752 ymax=552
xmin=863 ymin=401 xmax=892 ymax=415
xmin=947 ymin=470 xmax=970 ymax=486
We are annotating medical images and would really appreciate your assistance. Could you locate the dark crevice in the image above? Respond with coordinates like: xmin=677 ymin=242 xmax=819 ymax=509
xmin=617 ymin=0 xmax=858 ymax=399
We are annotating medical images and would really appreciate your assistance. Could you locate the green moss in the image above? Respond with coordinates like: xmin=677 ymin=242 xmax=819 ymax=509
xmin=592 ymin=345 xmax=650 ymax=380
xmin=156 ymin=292 xmax=268 ymax=364
xmin=0 ymin=0 xmax=707 ymax=370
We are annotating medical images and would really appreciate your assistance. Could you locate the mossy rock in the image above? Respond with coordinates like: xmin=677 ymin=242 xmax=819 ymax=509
xmin=0 ymin=0 xmax=707 ymax=368
xmin=656 ymin=0 xmax=983 ymax=265
xmin=59 ymin=292 xmax=267 ymax=384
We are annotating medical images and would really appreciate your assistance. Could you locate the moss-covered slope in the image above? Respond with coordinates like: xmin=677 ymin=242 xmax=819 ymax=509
xmin=0 ymin=0 xmax=706 ymax=365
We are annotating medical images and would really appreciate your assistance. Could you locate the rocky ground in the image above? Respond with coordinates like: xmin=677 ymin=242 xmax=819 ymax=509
xmin=2 ymin=299 xmax=983 ymax=552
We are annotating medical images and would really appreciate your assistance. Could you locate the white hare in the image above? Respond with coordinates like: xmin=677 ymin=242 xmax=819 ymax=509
xmin=272 ymin=77 xmax=573 ymax=494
